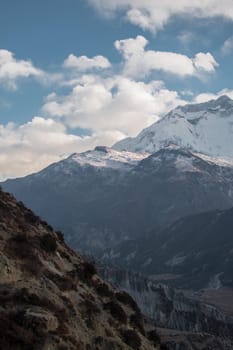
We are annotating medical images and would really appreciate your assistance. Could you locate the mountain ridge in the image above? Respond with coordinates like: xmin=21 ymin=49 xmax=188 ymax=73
xmin=113 ymin=95 xmax=233 ymax=158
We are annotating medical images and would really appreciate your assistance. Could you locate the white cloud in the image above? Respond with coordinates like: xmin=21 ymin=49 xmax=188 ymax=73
xmin=0 ymin=116 xmax=126 ymax=179
xmin=115 ymin=35 xmax=147 ymax=58
xmin=64 ymin=54 xmax=111 ymax=71
xmin=221 ymin=36 xmax=233 ymax=55
xmin=42 ymin=74 xmax=185 ymax=137
xmin=193 ymin=52 xmax=218 ymax=73
xmin=0 ymin=49 xmax=44 ymax=90
xmin=115 ymin=36 xmax=218 ymax=79
xmin=194 ymin=89 xmax=233 ymax=103
xmin=88 ymin=0 xmax=233 ymax=33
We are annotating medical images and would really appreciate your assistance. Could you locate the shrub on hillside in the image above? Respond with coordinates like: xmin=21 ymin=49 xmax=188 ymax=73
xmin=103 ymin=301 xmax=127 ymax=324
xmin=120 ymin=328 xmax=141 ymax=349
xmin=39 ymin=233 xmax=57 ymax=253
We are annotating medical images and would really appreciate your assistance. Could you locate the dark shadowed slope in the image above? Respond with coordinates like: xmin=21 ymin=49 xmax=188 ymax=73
xmin=103 ymin=207 xmax=233 ymax=290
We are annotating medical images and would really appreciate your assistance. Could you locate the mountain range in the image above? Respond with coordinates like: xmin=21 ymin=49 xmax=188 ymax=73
xmin=2 ymin=95 xmax=233 ymax=292
xmin=2 ymin=95 xmax=233 ymax=349
xmin=3 ymin=145 xmax=233 ymax=264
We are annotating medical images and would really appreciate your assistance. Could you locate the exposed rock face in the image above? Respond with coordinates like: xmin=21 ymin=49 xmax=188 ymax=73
xmin=99 ymin=266 xmax=233 ymax=350
xmin=0 ymin=188 xmax=160 ymax=350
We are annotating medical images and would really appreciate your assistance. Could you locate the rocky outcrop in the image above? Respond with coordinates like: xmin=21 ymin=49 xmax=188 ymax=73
xmin=0 ymin=188 xmax=161 ymax=350
xmin=99 ymin=266 xmax=233 ymax=350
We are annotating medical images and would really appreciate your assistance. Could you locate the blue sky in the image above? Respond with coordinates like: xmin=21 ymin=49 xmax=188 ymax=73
xmin=1 ymin=0 xmax=233 ymax=179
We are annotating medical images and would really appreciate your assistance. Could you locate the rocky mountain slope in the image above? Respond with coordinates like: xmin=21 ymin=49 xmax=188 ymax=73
xmin=114 ymin=95 xmax=233 ymax=157
xmin=102 ymin=206 xmax=233 ymax=289
xmin=0 ymin=187 xmax=161 ymax=350
xmin=3 ymin=146 xmax=233 ymax=258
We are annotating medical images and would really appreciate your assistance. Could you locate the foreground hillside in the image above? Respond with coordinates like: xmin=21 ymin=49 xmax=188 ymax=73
xmin=0 ymin=188 xmax=161 ymax=350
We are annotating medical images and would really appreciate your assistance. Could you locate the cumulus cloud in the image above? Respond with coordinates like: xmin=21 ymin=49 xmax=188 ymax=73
xmin=193 ymin=53 xmax=217 ymax=73
xmin=64 ymin=54 xmax=111 ymax=71
xmin=115 ymin=35 xmax=148 ymax=58
xmin=0 ymin=116 xmax=126 ymax=179
xmin=42 ymin=74 xmax=185 ymax=137
xmin=0 ymin=49 xmax=44 ymax=90
xmin=194 ymin=89 xmax=233 ymax=103
xmin=88 ymin=0 xmax=233 ymax=32
xmin=221 ymin=36 xmax=233 ymax=55
xmin=0 ymin=117 xmax=78 ymax=178
xmin=115 ymin=36 xmax=218 ymax=78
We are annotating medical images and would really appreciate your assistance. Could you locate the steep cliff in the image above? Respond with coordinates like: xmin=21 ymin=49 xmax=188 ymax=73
xmin=100 ymin=266 xmax=233 ymax=350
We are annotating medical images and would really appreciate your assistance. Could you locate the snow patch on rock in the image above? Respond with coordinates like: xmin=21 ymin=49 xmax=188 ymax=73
xmin=70 ymin=146 xmax=149 ymax=170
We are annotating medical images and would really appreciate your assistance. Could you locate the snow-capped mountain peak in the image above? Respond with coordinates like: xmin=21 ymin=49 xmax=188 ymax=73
xmin=34 ymin=146 xmax=149 ymax=179
xmin=113 ymin=95 xmax=233 ymax=158
xmin=167 ymin=95 xmax=233 ymax=123
xmin=68 ymin=146 xmax=148 ymax=170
